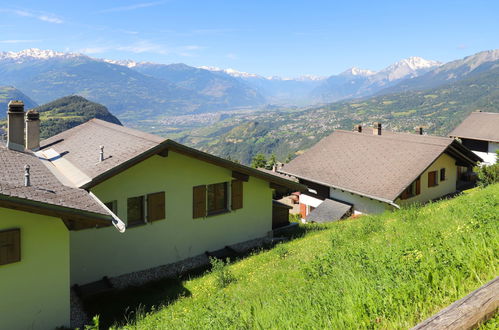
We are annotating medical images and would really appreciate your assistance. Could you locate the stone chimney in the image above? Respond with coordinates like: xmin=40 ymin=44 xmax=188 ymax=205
xmin=7 ymin=100 xmax=25 ymax=151
xmin=373 ymin=122 xmax=381 ymax=135
xmin=25 ymin=110 xmax=40 ymax=151
xmin=415 ymin=126 xmax=423 ymax=135
xmin=354 ymin=124 xmax=362 ymax=133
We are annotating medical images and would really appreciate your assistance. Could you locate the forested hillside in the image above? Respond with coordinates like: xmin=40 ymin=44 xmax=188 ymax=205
xmin=171 ymin=66 xmax=499 ymax=164
xmin=32 ymin=96 xmax=122 ymax=138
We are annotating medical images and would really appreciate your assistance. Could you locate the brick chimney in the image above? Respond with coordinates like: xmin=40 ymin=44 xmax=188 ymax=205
xmin=7 ymin=100 xmax=25 ymax=151
xmin=415 ymin=126 xmax=423 ymax=135
xmin=25 ymin=110 xmax=40 ymax=151
xmin=373 ymin=122 xmax=381 ymax=135
xmin=354 ymin=124 xmax=362 ymax=133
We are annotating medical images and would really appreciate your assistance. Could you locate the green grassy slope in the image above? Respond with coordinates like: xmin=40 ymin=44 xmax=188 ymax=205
xmin=112 ymin=184 xmax=498 ymax=329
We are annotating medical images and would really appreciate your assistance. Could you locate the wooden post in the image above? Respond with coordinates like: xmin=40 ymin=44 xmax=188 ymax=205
xmin=412 ymin=276 xmax=499 ymax=330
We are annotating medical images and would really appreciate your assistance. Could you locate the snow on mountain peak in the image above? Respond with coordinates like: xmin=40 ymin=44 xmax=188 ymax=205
xmin=198 ymin=66 xmax=261 ymax=78
xmin=0 ymin=48 xmax=83 ymax=61
xmin=377 ymin=56 xmax=442 ymax=81
xmin=340 ymin=67 xmax=376 ymax=77
xmin=103 ymin=59 xmax=140 ymax=68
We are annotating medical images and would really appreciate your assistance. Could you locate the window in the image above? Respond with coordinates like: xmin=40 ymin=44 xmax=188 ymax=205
xmin=0 ymin=229 xmax=20 ymax=266
xmin=440 ymin=168 xmax=446 ymax=181
xmin=127 ymin=196 xmax=145 ymax=226
xmin=428 ymin=171 xmax=438 ymax=187
xmin=400 ymin=177 xmax=421 ymax=200
xmin=193 ymin=181 xmax=242 ymax=219
xmin=207 ymin=182 xmax=228 ymax=215
xmin=104 ymin=200 xmax=118 ymax=214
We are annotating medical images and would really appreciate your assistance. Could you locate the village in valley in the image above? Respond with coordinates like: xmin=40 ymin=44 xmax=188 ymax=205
xmin=0 ymin=1 xmax=498 ymax=329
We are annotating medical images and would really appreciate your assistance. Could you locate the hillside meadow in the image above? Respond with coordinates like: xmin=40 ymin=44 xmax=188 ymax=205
xmin=87 ymin=184 xmax=498 ymax=329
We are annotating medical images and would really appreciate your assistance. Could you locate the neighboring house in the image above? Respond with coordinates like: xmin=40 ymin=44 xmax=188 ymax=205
xmin=0 ymin=101 xmax=303 ymax=329
xmin=280 ymin=123 xmax=481 ymax=219
xmin=449 ymin=111 xmax=499 ymax=165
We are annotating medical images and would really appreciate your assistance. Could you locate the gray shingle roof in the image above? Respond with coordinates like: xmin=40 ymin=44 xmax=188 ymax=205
xmin=280 ymin=129 xmax=475 ymax=202
xmin=41 ymin=119 xmax=164 ymax=180
xmin=0 ymin=146 xmax=108 ymax=215
xmin=306 ymin=199 xmax=352 ymax=223
xmin=449 ymin=112 xmax=499 ymax=142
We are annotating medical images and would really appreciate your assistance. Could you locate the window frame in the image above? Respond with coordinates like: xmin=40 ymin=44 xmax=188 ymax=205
xmin=0 ymin=228 xmax=21 ymax=266
xmin=428 ymin=171 xmax=438 ymax=188
xmin=207 ymin=182 xmax=229 ymax=216
xmin=127 ymin=195 xmax=146 ymax=227
xmin=440 ymin=168 xmax=446 ymax=181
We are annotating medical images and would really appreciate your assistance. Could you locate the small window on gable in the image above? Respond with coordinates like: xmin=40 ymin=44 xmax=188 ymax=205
xmin=0 ymin=229 xmax=20 ymax=266
xmin=440 ymin=168 xmax=446 ymax=181
xmin=428 ymin=171 xmax=438 ymax=188
xmin=127 ymin=195 xmax=145 ymax=227
xmin=104 ymin=200 xmax=118 ymax=214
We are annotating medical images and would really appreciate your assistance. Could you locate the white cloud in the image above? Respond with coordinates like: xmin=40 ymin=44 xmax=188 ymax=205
xmin=98 ymin=1 xmax=167 ymax=13
xmin=0 ymin=8 xmax=63 ymax=24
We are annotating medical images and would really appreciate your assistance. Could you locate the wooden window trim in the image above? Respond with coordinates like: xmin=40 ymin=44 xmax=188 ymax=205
xmin=193 ymin=185 xmax=207 ymax=219
xmin=231 ymin=180 xmax=243 ymax=211
xmin=207 ymin=182 xmax=229 ymax=216
xmin=440 ymin=168 xmax=446 ymax=181
xmin=147 ymin=191 xmax=166 ymax=222
xmin=0 ymin=228 xmax=20 ymax=266
xmin=428 ymin=171 xmax=438 ymax=188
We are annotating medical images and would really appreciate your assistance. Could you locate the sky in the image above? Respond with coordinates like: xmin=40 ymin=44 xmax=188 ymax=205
xmin=0 ymin=0 xmax=498 ymax=77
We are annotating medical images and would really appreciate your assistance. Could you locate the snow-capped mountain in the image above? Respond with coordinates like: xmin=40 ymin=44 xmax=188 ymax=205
xmin=0 ymin=48 xmax=83 ymax=62
xmin=374 ymin=56 xmax=441 ymax=81
xmin=340 ymin=67 xmax=376 ymax=77
xmin=103 ymin=59 xmax=141 ymax=68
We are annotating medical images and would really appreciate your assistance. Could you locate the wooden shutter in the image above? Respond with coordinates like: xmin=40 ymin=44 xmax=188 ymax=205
xmin=193 ymin=185 xmax=207 ymax=219
xmin=400 ymin=188 xmax=409 ymax=200
xmin=147 ymin=192 xmax=165 ymax=222
xmin=0 ymin=229 xmax=20 ymax=266
xmin=231 ymin=180 xmax=243 ymax=210
xmin=415 ymin=177 xmax=421 ymax=195
xmin=428 ymin=171 xmax=436 ymax=187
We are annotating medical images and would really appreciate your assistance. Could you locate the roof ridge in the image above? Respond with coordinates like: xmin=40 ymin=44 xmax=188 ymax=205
xmin=335 ymin=130 xmax=452 ymax=148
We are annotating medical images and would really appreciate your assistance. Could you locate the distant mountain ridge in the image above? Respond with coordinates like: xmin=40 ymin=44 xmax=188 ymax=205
xmin=1 ymin=48 xmax=498 ymax=118
xmin=0 ymin=86 xmax=38 ymax=112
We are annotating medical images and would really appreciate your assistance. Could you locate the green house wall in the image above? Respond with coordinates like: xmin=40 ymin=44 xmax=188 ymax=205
xmin=0 ymin=208 xmax=69 ymax=329
xmin=70 ymin=151 xmax=273 ymax=284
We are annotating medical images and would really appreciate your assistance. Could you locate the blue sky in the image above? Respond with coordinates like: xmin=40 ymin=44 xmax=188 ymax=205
xmin=1 ymin=0 xmax=498 ymax=77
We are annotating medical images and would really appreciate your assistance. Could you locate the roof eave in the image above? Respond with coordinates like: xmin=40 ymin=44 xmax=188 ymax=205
xmin=278 ymin=169 xmax=399 ymax=208
xmin=0 ymin=193 xmax=113 ymax=226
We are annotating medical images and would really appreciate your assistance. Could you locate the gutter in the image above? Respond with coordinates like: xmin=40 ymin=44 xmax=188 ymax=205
xmin=278 ymin=170 xmax=400 ymax=209
xmin=89 ymin=192 xmax=126 ymax=233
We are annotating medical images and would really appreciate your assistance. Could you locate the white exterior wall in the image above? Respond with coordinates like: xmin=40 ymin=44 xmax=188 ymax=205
xmin=329 ymin=187 xmax=393 ymax=214
xmin=474 ymin=141 xmax=498 ymax=165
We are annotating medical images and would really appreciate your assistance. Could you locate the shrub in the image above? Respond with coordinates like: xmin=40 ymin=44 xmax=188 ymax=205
xmin=210 ymin=257 xmax=236 ymax=289
xmin=474 ymin=160 xmax=499 ymax=187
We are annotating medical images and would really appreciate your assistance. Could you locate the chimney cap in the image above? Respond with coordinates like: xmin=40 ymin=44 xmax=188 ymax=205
xmin=8 ymin=100 xmax=24 ymax=112
xmin=26 ymin=110 xmax=40 ymax=120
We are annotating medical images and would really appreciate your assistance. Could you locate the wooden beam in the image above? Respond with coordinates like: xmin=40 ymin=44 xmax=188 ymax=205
xmin=269 ymin=182 xmax=284 ymax=190
xmin=158 ymin=149 xmax=169 ymax=157
xmin=412 ymin=276 xmax=499 ymax=330
xmin=232 ymin=171 xmax=249 ymax=182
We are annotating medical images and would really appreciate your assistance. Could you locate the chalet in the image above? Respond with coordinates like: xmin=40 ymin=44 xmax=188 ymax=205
xmin=280 ymin=123 xmax=481 ymax=220
xmin=449 ymin=111 xmax=499 ymax=165
xmin=0 ymin=101 xmax=303 ymax=329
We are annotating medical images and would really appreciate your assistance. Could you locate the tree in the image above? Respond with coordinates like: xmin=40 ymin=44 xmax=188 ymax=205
xmin=251 ymin=153 xmax=267 ymax=168
xmin=474 ymin=150 xmax=499 ymax=187
xmin=266 ymin=153 xmax=277 ymax=170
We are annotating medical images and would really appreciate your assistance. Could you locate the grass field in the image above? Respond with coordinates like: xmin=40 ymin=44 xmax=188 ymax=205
xmin=89 ymin=184 xmax=498 ymax=329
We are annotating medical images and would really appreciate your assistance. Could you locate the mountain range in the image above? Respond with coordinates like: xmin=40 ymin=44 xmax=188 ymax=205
xmin=1 ymin=48 xmax=498 ymax=121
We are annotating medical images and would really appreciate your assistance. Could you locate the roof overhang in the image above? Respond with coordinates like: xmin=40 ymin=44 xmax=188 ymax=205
xmin=0 ymin=193 xmax=114 ymax=230
xmin=82 ymin=139 xmax=306 ymax=192
xmin=278 ymin=169 xmax=400 ymax=209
